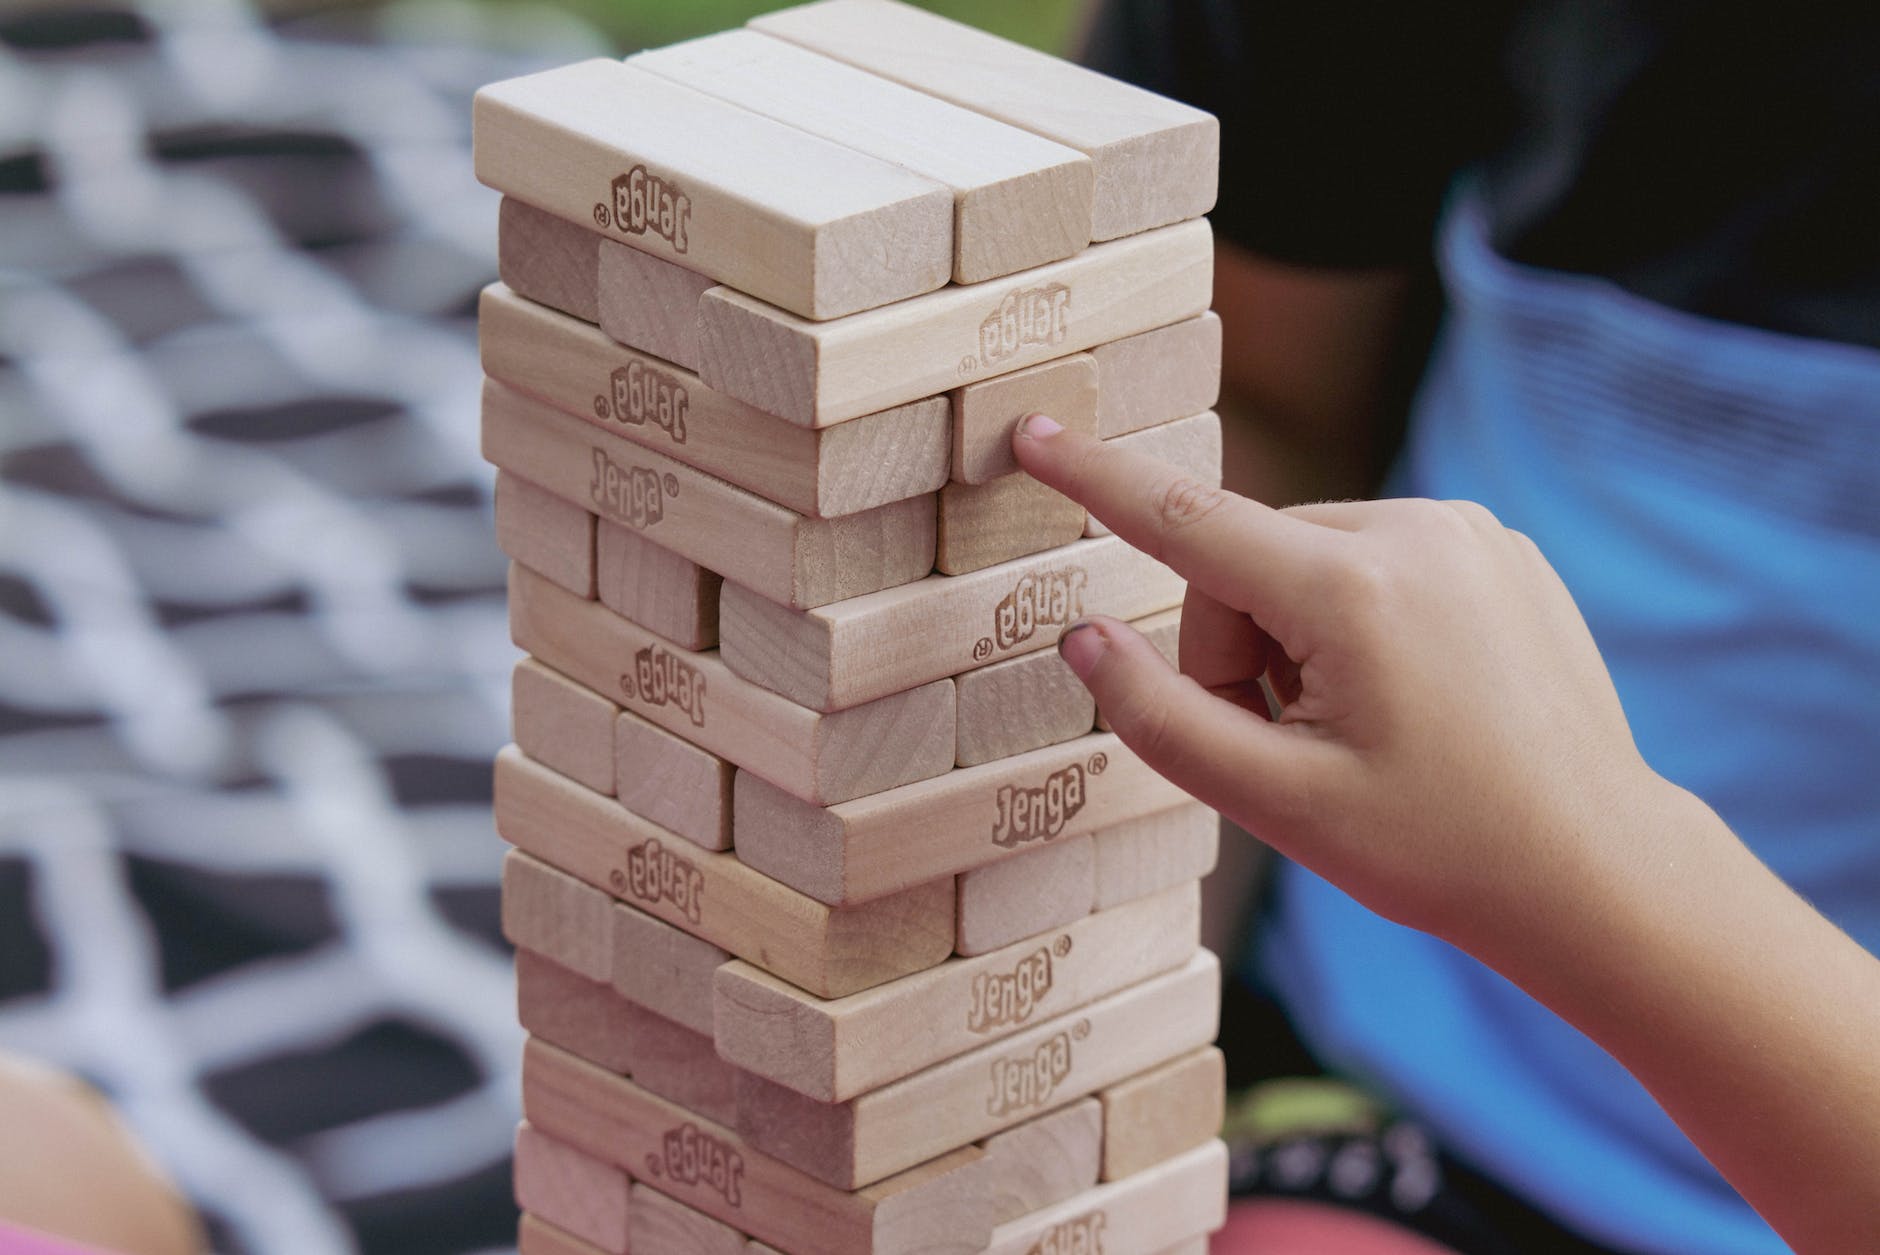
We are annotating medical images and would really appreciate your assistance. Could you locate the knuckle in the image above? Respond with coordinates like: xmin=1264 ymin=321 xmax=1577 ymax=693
xmin=1151 ymin=474 xmax=1228 ymax=535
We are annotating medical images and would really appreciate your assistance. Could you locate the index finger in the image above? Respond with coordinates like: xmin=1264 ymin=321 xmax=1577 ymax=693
xmin=1013 ymin=414 xmax=1338 ymax=624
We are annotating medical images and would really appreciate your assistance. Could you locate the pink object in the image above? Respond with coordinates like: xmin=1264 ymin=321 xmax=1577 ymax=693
xmin=0 ymin=1224 xmax=114 ymax=1255
xmin=1211 ymin=1200 xmax=1465 ymax=1255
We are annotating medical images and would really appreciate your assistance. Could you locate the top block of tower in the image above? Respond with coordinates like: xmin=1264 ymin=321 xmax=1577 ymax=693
xmin=749 ymin=0 xmax=1218 ymax=241
xmin=474 ymin=58 xmax=953 ymax=320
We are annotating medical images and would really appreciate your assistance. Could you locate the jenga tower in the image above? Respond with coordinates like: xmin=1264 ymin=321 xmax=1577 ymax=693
xmin=474 ymin=4 xmax=1228 ymax=1251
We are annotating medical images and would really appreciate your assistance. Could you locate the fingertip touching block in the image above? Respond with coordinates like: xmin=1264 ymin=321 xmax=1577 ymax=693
xmin=951 ymin=354 xmax=1097 ymax=485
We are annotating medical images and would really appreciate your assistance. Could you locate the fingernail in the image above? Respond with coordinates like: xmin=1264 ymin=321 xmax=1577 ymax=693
xmin=1057 ymin=621 xmax=1105 ymax=678
xmin=1020 ymin=412 xmax=1064 ymax=439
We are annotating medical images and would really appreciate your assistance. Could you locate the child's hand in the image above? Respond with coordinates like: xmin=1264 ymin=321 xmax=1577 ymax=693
xmin=1013 ymin=413 xmax=1680 ymax=949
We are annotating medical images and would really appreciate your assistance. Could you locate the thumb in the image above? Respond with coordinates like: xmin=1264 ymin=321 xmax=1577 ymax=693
xmin=1059 ymin=615 xmax=1324 ymax=840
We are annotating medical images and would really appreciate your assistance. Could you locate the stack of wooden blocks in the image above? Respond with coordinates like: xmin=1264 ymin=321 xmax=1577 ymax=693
xmin=474 ymin=3 xmax=1229 ymax=1251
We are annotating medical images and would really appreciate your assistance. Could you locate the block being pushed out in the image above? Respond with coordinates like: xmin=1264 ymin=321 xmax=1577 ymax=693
xmin=475 ymin=58 xmax=952 ymax=320
xmin=950 ymin=353 xmax=1097 ymax=485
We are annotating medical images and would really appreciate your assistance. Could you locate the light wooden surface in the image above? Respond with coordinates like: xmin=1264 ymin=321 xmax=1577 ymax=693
xmin=630 ymin=1183 xmax=747 ymax=1255
xmin=514 ymin=658 xmax=617 ymax=796
xmin=611 ymin=899 xmax=729 ymax=1038
xmin=950 ymin=354 xmax=1097 ymax=485
xmin=496 ymin=470 xmax=596 ymax=599
xmin=1093 ymin=312 xmax=1222 ymax=438
xmin=734 ymin=950 xmax=1220 ymax=1189
xmin=719 ymin=535 xmax=1183 ymax=712
xmin=502 ymin=849 xmax=615 ymax=983
xmin=1098 ymin=1046 xmax=1225 ymax=1183
xmin=632 ymin=30 xmax=1092 ymax=284
xmin=515 ymin=1122 xmax=632 ymax=1255
xmin=497 ymin=747 xmax=954 ymax=998
xmin=519 ymin=1213 xmax=615 ymax=1255
xmin=734 ymin=731 xmax=1191 ymax=906
xmin=511 ymin=564 xmax=957 ymax=806
xmin=620 ymin=1002 xmax=742 ymax=1129
xmin=616 ymin=708 xmax=733 ymax=851
xmin=981 ymin=1141 xmax=1227 ymax=1255
xmin=1085 ymin=411 xmax=1221 ymax=537
xmin=1095 ymin=607 xmax=1179 ymax=732
xmin=748 ymin=0 xmax=1217 ymax=241
xmin=696 ymin=219 xmax=1212 ymax=427
xmin=712 ymin=884 xmax=1198 ymax=1103
xmin=482 ymin=285 xmax=951 ymax=519
xmin=474 ymin=58 xmax=952 ymax=320
xmin=596 ymin=518 xmax=721 ymax=652
xmin=953 ymin=630 xmax=1092 ymax=768
xmin=597 ymin=240 xmax=715 ymax=370
xmin=1092 ymin=803 xmax=1219 ymax=912
xmin=977 ymin=1099 xmax=1102 ymax=1227
xmin=499 ymin=197 xmax=601 ymax=324
xmin=523 ymin=1037 xmax=998 ymax=1255
xmin=936 ymin=473 xmax=1084 ymax=575
xmin=955 ymin=836 xmax=1094 ymax=957
xmin=484 ymin=380 xmax=936 ymax=610
xmin=517 ymin=949 xmax=637 ymax=1076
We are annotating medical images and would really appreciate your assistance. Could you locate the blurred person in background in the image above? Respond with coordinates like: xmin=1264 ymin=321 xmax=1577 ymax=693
xmin=1079 ymin=2 xmax=1879 ymax=1254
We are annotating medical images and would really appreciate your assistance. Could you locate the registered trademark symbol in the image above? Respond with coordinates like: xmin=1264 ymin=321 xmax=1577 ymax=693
xmin=1072 ymin=1018 xmax=1091 ymax=1041
xmin=593 ymin=202 xmax=611 ymax=228
xmin=643 ymin=1154 xmax=662 ymax=1177
xmin=1053 ymin=935 xmax=1073 ymax=958
xmin=1086 ymin=752 xmax=1108 ymax=775
xmin=972 ymin=636 xmax=994 ymax=662
xmin=593 ymin=395 xmax=610 ymax=419
xmin=618 ymin=673 xmax=637 ymax=700
xmin=663 ymin=473 xmax=679 ymax=496
xmin=957 ymin=353 xmax=978 ymax=378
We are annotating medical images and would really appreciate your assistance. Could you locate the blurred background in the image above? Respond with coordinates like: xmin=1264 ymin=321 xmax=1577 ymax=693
xmin=0 ymin=2 xmax=1074 ymax=1252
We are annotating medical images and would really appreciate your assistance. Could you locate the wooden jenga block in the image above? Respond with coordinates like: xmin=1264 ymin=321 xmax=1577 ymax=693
xmin=474 ymin=58 xmax=953 ymax=320
xmin=953 ymin=639 xmax=1093 ymax=769
xmin=499 ymin=197 xmax=601 ymax=324
xmin=482 ymin=286 xmax=951 ymax=519
xmin=520 ymin=1213 xmax=613 ymax=1255
xmin=632 ymin=30 xmax=1093 ymax=284
xmin=496 ymin=470 xmax=596 ymax=599
xmin=950 ymin=354 xmax=1098 ymax=485
xmin=515 ymin=1123 xmax=631 ymax=1254
xmin=936 ymin=474 xmax=1085 ymax=576
xmin=981 ymin=1141 xmax=1227 ymax=1255
xmin=511 ymin=564 xmax=957 ymax=806
xmin=619 ymin=1002 xmax=740 ymax=1127
xmin=713 ymin=884 xmax=1198 ymax=1103
xmin=1095 ymin=607 xmax=1179 ymax=732
xmin=977 ymin=1099 xmax=1102 ymax=1227
xmin=955 ymin=836 xmax=1094 ymax=958
xmin=497 ymin=747 xmax=954 ymax=998
xmin=596 ymin=520 xmax=721 ymax=651
xmin=1085 ymin=412 xmax=1221 ymax=537
xmin=734 ymin=951 xmax=1220 ymax=1190
xmin=1099 ymin=1047 xmax=1225 ymax=1183
xmin=615 ymin=709 xmax=733 ymax=851
xmin=748 ymin=0 xmax=1217 ymax=241
xmin=523 ymin=1038 xmax=998 ymax=1255
xmin=611 ymin=900 xmax=728 ymax=1038
xmin=630 ymin=1184 xmax=746 ymax=1255
xmin=513 ymin=658 xmax=617 ymax=796
xmin=734 ymin=732 xmax=1189 ymax=906
xmin=1092 ymin=313 xmax=1222 ymax=438
xmin=503 ymin=850 xmax=615 ymax=983
xmin=696 ymin=220 xmax=1212 ymax=427
xmin=516 ymin=949 xmax=637 ymax=1077
xmin=719 ymin=535 xmax=1183 ymax=712
xmin=597 ymin=240 xmax=715 ymax=370
xmin=1092 ymin=804 xmax=1219 ymax=912
xmin=485 ymin=380 xmax=935 ymax=610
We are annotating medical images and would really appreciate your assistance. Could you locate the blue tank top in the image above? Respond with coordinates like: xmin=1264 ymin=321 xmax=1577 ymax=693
xmin=1258 ymin=190 xmax=1880 ymax=1255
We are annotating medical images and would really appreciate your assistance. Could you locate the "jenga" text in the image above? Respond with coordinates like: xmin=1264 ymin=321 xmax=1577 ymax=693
xmin=987 ymin=1030 xmax=1075 ymax=1118
xmin=993 ymin=567 xmax=1087 ymax=653
xmin=991 ymin=763 xmax=1086 ymax=849
xmin=978 ymin=283 xmax=1070 ymax=366
xmin=966 ymin=942 xmax=1057 ymax=1033
xmin=1024 ymin=1212 xmax=1107 ymax=1255
xmin=610 ymin=164 xmax=691 ymax=253
xmin=606 ymin=360 xmax=689 ymax=444
xmin=661 ymin=1122 xmax=743 ymax=1207
xmin=589 ymin=448 xmax=669 ymax=529
xmin=623 ymin=836 xmax=704 ymax=924
xmin=627 ymin=644 xmax=706 ymax=727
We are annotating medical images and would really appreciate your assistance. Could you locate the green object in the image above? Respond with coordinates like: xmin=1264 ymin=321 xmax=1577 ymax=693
xmin=498 ymin=0 xmax=1082 ymax=55
xmin=1223 ymin=1077 xmax=1388 ymax=1145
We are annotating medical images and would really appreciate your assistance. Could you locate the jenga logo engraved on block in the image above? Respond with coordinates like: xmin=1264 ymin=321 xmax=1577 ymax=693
xmin=597 ymin=361 xmax=689 ymax=444
xmin=1024 ymin=1211 xmax=1107 ymax=1255
xmin=977 ymin=283 xmax=1070 ymax=367
xmin=991 ymin=755 xmax=1104 ymax=849
xmin=653 ymin=1122 xmax=744 ymax=1208
xmin=598 ymin=164 xmax=691 ymax=254
xmin=979 ymin=567 xmax=1088 ymax=661
xmin=589 ymin=448 xmax=676 ymax=530
xmin=987 ymin=1020 xmax=1086 ymax=1118
xmin=617 ymin=836 xmax=704 ymax=924
xmin=966 ymin=935 xmax=1069 ymax=1034
xmin=619 ymin=645 xmax=707 ymax=727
